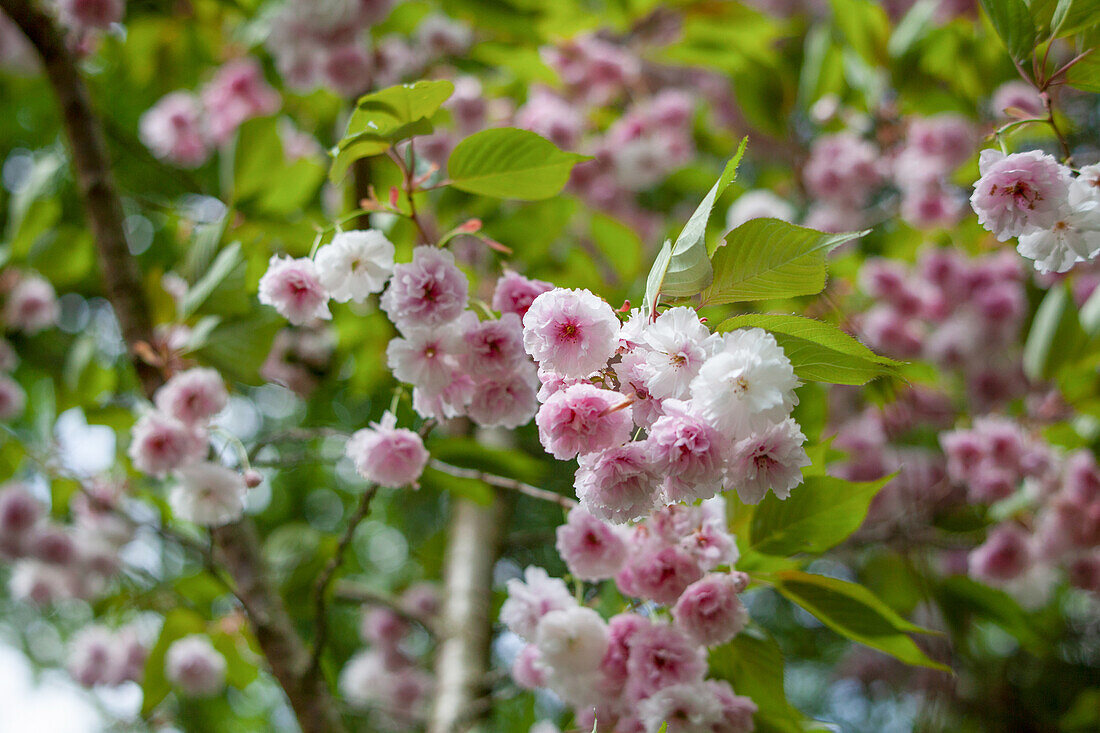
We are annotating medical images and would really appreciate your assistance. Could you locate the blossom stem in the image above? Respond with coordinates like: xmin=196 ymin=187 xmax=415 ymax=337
xmin=308 ymin=484 xmax=381 ymax=679
xmin=429 ymin=458 xmax=578 ymax=509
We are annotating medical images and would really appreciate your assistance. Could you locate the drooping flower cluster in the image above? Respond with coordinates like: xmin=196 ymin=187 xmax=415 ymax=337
xmin=525 ymin=289 xmax=806 ymax=522
xmin=1 ymin=478 xmax=132 ymax=606
xmin=857 ymin=248 xmax=1027 ymax=409
xmin=504 ymin=502 xmax=756 ymax=732
xmin=339 ymin=584 xmax=439 ymax=728
xmin=971 ymin=153 xmax=1100 ymax=273
xmin=129 ymin=367 xmax=252 ymax=526
xmin=939 ymin=420 xmax=1100 ymax=600
xmin=140 ymin=58 xmax=284 ymax=167
xmin=67 ymin=623 xmax=147 ymax=688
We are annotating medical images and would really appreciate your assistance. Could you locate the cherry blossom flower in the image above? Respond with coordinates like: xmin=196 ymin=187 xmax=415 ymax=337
xmin=575 ymin=442 xmax=662 ymax=524
xmin=165 ymin=635 xmax=227 ymax=697
xmin=258 ymin=255 xmax=332 ymax=326
xmin=535 ymin=383 xmax=634 ymax=460
xmin=154 ymin=367 xmax=228 ymax=425
xmin=169 ymin=461 xmax=247 ymax=526
xmin=523 ymin=287 xmax=621 ymax=378
xmin=129 ymin=412 xmax=207 ymax=477
xmin=555 ymin=507 xmax=628 ymax=581
xmin=314 ymin=229 xmax=395 ymax=302
xmin=345 ymin=411 xmax=429 ymax=488
xmin=381 ymin=246 xmax=469 ymax=332
xmin=970 ymin=149 xmax=1071 ymax=241
xmin=726 ymin=418 xmax=810 ymax=504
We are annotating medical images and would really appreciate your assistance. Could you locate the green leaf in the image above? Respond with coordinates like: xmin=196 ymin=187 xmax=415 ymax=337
xmin=142 ymin=608 xmax=207 ymax=716
xmin=709 ymin=628 xmax=820 ymax=733
xmin=831 ymin=0 xmax=890 ymax=65
xmin=447 ymin=128 xmax=589 ymax=200
xmin=643 ymin=141 xmax=748 ymax=314
xmin=330 ymin=80 xmax=455 ymax=182
xmin=195 ymin=310 xmax=284 ymax=385
xmin=772 ymin=570 xmax=950 ymax=671
xmin=700 ymin=220 xmax=866 ymax=305
xmin=935 ymin=576 xmax=1047 ymax=654
xmin=1066 ymin=50 xmax=1100 ymax=92
xmin=1050 ymin=0 xmax=1100 ymax=36
xmin=715 ymin=314 xmax=900 ymax=385
xmin=344 ymin=80 xmax=456 ymax=138
xmin=749 ymin=474 xmax=893 ymax=556
xmin=1023 ymin=284 xmax=1089 ymax=381
xmin=980 ymin=0 xmax=1039 ymax=62
xmin=180 ymin=242 xmax=246 ymax=318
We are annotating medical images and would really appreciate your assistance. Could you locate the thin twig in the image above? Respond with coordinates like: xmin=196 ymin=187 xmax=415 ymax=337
xmin=429 ymin=459 xmax=577 ymax=509
xmin=332 ymin=580 xmax=439 ymax=635
xmin=308 ymin=484 xmax=380 ymax=678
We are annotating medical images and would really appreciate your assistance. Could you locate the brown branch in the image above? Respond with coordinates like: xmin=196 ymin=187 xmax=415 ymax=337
xmin=0 ymin=3 xmax=345 ymax=730
xmin=0 ymin=0 xmax=160 ymax=396
xmin=308 ymin=484 xmax=380 ymax=677
xmin=429 ymin=459 xmax=577 ymax=510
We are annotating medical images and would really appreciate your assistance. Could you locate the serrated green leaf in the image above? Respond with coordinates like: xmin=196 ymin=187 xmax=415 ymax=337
xmin=716 ymin=314 xmax=900 ymax=385
xmin=447 ymin=128 xmax=589 ymax=200
xmin=700 ymin=220 xmax=865 ymax=305
xmin=772 ymin=570 xmax=950 ymax=671
xmin=643 ymin=141 xmax=747 ymax=314
xmin=981 ymin=0 xmax=1039 ymax=62
xmin=749 ymin=474 xmax=893 ymax=556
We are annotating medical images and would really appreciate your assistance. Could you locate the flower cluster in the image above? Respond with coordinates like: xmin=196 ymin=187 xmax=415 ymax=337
xmin=139 ymin=58 xmax=284 ymax=167
xmin=67 ymin=623 xmax=147 ymax=688
xmin=801 ymin=113 xmax=975 ymax=233
xmin=940 ymin=419 xmax=1100 ymax=600
xmin=266 ymin=3 xmax=470 ymax=97
xmin=525 ymin=288 xmax=806 ymax=522
xmin=857 ymin=248 xmax=1027 ymax=410
xmin=128 ymin=367 xmax=252 ymax=526
xmin=340 ymin=584 xmax=439 ymax=728
xmin=504 ymin=502 xmax=755 ymax=732
xmin=971 ymin=153 xmax=1100 ymax=273
xmin=1 ymin=478 xmax=131 ymax=605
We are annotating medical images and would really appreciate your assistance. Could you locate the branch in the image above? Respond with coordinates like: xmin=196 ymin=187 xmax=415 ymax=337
xmin=429 ymin=459 xmax=577 ymax=510
xmin=332 ymin=580 xmax=439 ymax=636
xmin=0 ymin=0 xmax=160 ymax=396
xmin=308 ymin=484 xmax=380 ymax=677
xmin=0 ymin=4 xmax=346 ymax=729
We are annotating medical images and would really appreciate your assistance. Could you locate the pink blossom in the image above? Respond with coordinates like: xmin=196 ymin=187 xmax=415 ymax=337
xmin=360 ymin=606 xmax=410 ymax=648
xmin=67 ymin=626 xmax=115 ymax=687
xmin=599 ymin=612 xmax=652 ymax=692
xmin=536 ymin=366 xmax=579 ymax=402
xmin=511 ymin=644 xmax=548 ymax=689
xmin=57 ymin=0 xmax=124 ymax=32
xmin=970 ymin=149 xmax=1071 ymax=240
xmin=170 ymin=461 xmax=247 ymax=527
xmin=0 ymin=374 xmax=26 ymax=421
xmin=446 ymin=76 xmax=488 ymax=134
xmin=638 ymin=681 xmax=724 ymax=733
xmin=345 ymin=411 xmax=429 ymax=488
xmin=672 ymin=573 xmax=749 ymax=646
xmin=905 ymin=114 xmax=975 ymax=171
xmin=535 ymin=383 xmax=633 ymax=460
xmin=515 ymin=87 xmax=585 ymax=150
xmin=639 ymin=307 xmax=719 ymax=400
xmin=380 ymin=246 xmax=469 ymax=332
xmin=969 ymin=523 xmax=1033 ymax=584
xmin=320 ymin=44 xmax=372 ymax=97
xmin=649 ymin=401 xmax=727 ymax=504
xmin=708 ymin=679 xmax=758 ymax=733
xmin=155 ymin=367 xmax=228 ymax=425
xmin=556 ymin=507 xmax=628 ymax=581
xmin=536 ymin=606 xmax=609 ymax=675
xmin=725 ymin=189 xmax=796 ymax=231
xmin=624 ymin=622 xmax=706 ymax=700
xmin=28 ymin=524 xmax=76 ymax=565
xmin=466 ymin=370 xmax=539 ymax=429
xmin=0 ymin=483 xmax=43 ymax=556
xmin=616 ymin=543 xmax=703 ymax=606
xmin=901 ymin=184 xmax=965 ymax=229
xmin=415 ymin=13 xmax=472 ymax=57
xmin=500 ymin=566 xmax=576 ymax=642
xmin=991 ymin=80 xmax=1044 ymax=119
xmin=4 ymin=275 xmax=58 ymax=334
xmin=575 ymin=442 xmax=661 ymax=524
xmin=387 ymin=323 xmax=467 ymax=393
xmin=165 ymin=635 xmax=227 ymax=697
xmin=803 ymin=132 xmax=881 ymax=207
xmin=201 ymin=58 xmax=281 ymax=146
xmin=258 ymin=255 xmax=331 ymax=326
xmin=463 ymin=313 xmax=527 ymax=378
xmin=523 ymin=288 xmax=621 ymax=378
xmin=411 ymin=375 xmax=475 ymax=421
xmin=726 ymin=418 xmax=810 ymax=504
xmin=128 ymin=412 xmax=207 ymax=476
